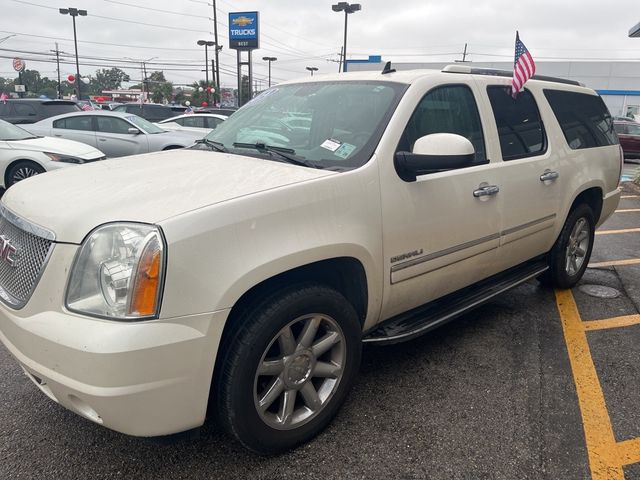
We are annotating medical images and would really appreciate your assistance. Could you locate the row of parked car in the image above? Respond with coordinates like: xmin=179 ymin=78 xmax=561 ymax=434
xmin=0 ymin=98 xmax=233 ymax=187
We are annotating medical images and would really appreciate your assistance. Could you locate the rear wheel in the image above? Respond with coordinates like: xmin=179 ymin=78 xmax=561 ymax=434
xmin=215 ymin=284 xmax=361 ymax=454
xmin=540 ymin=204 xmax=595 ymax=288
xmin=7 ymin=161 xmax=45 ymax=187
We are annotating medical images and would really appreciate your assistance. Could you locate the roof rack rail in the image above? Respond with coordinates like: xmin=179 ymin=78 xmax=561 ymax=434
xmin=441 ymin=64 xmax=584 ymax=87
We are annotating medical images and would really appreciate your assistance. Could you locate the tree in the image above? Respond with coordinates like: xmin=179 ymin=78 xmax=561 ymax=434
xmin=145 ymin=71 xmax=173 ymax=103
xmin=94 ymin=67 xmax=130 ymax=93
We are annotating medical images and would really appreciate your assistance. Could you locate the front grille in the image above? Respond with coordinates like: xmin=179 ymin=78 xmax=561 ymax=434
xmin=0 ymin=206 xmax=55 ymax=309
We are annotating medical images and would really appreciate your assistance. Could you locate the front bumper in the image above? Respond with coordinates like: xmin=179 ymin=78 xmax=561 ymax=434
xmin=0 ymin=245 xmax=229 ymax=437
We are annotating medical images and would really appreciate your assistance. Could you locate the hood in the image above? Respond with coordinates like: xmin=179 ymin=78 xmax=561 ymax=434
xmin=2 ymin=149 xmax=336 ymax=243
xmin=8 ymin=136 xmax=103 ymax=159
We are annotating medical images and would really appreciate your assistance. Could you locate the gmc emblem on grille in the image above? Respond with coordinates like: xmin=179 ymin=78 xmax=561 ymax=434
xmin=0 ymin=235 xmax=18 ymax=268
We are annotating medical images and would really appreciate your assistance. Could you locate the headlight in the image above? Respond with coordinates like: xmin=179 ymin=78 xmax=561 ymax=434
xmin=66 ymin=223 xmax=166 ymax=320
xmin=44 ymin=152 xmax=85 ymax=164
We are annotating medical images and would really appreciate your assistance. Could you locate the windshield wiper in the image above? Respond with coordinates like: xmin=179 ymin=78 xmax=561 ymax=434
xmin=193 ymin=138 xmax=227 ymax=152
xmin=232 ymin=142 xmax=318 ymax=168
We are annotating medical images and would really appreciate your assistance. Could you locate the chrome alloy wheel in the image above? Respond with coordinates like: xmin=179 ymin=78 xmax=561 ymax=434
xmin=565 ymin=217 xmax=591 ymax=276
xmin=12 ymin=166 xmax=41 ymax=183
xmin=254 ymin=314 xmax=346 ymax=430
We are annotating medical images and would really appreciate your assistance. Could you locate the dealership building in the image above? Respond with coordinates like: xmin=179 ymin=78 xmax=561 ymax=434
xmin=347 ymin=58 xmax=640 ymax=118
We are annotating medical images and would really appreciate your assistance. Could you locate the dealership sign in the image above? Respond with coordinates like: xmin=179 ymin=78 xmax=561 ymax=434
xmin=229 ymin=11 xmax=259 ymax=50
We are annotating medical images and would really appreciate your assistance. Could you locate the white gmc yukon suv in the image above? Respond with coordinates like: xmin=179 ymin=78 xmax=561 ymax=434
xmin=0 ymin=65 xmax=622 ymax=454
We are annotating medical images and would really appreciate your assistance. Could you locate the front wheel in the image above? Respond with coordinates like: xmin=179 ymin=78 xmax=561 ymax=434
xmin=215 ymin=284 xmax=361 ymax=454
xmin=540 ymin=204 xmax=595 ymax=289
xmin=7 ymin=161 xmax=45 ymax=187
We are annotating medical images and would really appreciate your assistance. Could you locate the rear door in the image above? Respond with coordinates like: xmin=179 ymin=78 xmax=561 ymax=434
xmin=94 ymin=116 xmax=148 ymax=157
xmin=478 ymin=82 xmax=561 ymax=271
xmin=51 ymin=115 xmax=97 ymax=148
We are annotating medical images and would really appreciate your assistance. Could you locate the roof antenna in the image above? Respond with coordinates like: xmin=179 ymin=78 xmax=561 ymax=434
xmin=381 ymin=61 xmax=395 ymax=75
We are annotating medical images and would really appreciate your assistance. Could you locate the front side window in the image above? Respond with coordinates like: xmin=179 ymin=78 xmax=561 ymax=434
xmin=96 ymin=116 xmax=132 ymax=134
xmin=204 ymin=81 xmax=406 ymax=170
xmin=487 ymin=86 xmax=546 ymax=160
xmin=397 ymin=84 xmax=486 ymax=165
xmin=206 ymin=117 xmax=223 ymax=129
xmin=544 ymin=90 xmax=618 ymax=149
xmin=54 ymin=116 xmax=93 ymax=131
xmin=626 ymin=123 xmax=640 ymax=136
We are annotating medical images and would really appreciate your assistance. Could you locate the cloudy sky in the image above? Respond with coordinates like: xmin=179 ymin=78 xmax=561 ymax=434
xmin=1 ymin=0 xmax=640 ymax=90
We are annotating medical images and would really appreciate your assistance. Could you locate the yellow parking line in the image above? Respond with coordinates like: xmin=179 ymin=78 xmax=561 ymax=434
xmin=589 ymin=259 xmax=640 ymax=268
xmin=615 ymin=209 xmax=640 ymax=213
xmin=555 ymin=289 xmax=635 ymax=479
xmin=583 ymin=314 xmax=640 ymax=331
xmin=596 ymin=228 xmax=640 ymax=235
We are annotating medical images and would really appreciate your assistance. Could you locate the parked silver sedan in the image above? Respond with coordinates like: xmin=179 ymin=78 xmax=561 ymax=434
xmin=25 ymin=111 xmax=204 ymax=158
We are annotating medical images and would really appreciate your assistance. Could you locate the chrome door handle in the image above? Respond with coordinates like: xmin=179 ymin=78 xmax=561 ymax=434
xmin=473 ymin=185 xmax=500 ymax=197
xmin=54 ymin=134 xmax=62 ymax=137
xmin=98 ymin=138 xmax=107 ymax=141
xmin=540 ymin=170 xmax=559 ymax=182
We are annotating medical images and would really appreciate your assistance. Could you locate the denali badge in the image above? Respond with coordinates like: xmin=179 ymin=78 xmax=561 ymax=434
xmin=0 ymin=235 xmax=18 ymax=267
xmin=390 ymin=249 xmax=424 ymax=264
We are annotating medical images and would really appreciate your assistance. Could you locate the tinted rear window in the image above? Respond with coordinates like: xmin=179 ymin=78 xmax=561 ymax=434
xmin=544 ymin=90 xmax=617 ymax=149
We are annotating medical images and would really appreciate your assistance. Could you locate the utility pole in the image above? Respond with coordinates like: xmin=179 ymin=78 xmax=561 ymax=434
xmin=142 ymin=61 xmax=148 ymax=98
xmin=212 ymin=0 xmax=221 ymax=103
xmin=51 ymin=43 xmax=62 ymax=99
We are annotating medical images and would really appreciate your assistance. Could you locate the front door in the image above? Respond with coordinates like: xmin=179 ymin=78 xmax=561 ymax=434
xmin=379 ymin=80 xmax=503 ymax=320
xmin=94 ymin=116 xmax=148 ymax=157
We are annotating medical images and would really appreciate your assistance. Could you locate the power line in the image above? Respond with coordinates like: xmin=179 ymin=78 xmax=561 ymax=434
xmin=11 ymin=0 xmax=211 ymax=34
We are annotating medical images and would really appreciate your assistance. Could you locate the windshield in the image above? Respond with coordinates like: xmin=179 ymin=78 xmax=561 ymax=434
xmin=0 ymin=119 xmax=37 ymax=140
xmin=126 ymin=114 xmax=165 ymax=134
xmin=203 ymin=81 xmax=406 ymax=170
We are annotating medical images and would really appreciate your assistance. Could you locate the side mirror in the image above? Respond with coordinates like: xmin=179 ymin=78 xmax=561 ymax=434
xmin=128 ymin=127 xmax=140 ymax=135
xmin=394 ymin=133 xmax=475 ymax=182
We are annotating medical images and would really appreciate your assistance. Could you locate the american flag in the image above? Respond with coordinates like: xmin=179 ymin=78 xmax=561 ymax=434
xmin=81 ymin=103 xmax=93 ymax=111
xmin=0 ymin=92 xmax=7 ymax=104
xmin=511 ymin=31 xmax=536 ymax=98
xmin=185 ymin=106 xmax=194 ymax=114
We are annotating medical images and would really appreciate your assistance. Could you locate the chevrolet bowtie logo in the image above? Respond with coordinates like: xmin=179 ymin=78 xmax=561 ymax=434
xmin=232 ymin=16 xmax=254 ymax=27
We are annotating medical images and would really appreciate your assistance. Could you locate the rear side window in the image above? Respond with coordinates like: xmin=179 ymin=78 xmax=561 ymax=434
xmin=41 ymin=102 xmax=81 ymax=116
xmin=487 ymin=86 xmax=546 ymax=160
xmin=544 ymin=90 xmax=617 ymax=149
xmin=53 ymin=116 xmax=93 ymax=131
xmin=13 ymin=104 xmax=37 ymax=116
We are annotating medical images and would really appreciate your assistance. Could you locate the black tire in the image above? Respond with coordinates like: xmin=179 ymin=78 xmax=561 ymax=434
xmin=215 ymin=283 xmax=362 ymax=454
xmin=539 ymin=204 xmax=595 ymax=289
xmin=7 ymin=161 xmax=45 ymax=187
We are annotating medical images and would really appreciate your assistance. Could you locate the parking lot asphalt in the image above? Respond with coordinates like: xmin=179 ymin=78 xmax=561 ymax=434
xmin=1 ymin=171 xmax=640 ymax=479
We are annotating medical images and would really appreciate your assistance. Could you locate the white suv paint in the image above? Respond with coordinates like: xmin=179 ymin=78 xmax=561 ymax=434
xmin=0 ymin=66 xmax=622 ymax=454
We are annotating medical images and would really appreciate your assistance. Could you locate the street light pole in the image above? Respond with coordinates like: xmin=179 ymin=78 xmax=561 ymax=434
xmin=331 ymin=2 xmax=361 ymax=73
xmin=306 ymin=66 xmax=318 ymax=77
xmin=262 ymin=56 xmax=277 ymax=87
xmin=59 ymin=7 xmax=87 ymax=99
xmin=197 ymin=40 xmax=216 ymax=104
xmin=211 ymin=0 xmax=221 ymax=102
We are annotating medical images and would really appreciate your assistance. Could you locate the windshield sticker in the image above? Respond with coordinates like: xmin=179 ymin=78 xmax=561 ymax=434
xmin=320 ymin=138 xmax=342 ymax=152
xmin=334 ymin=142 xmax=356 ymax=159
xmin=372 ymin=86 xmax=386 ymax=92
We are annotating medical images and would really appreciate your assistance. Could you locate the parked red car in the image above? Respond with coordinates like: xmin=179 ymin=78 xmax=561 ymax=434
xmin=614 ymin=120 xmax=640 ymax=158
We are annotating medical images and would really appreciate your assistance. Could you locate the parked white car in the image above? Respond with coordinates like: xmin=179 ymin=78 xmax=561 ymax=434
xmin=156 ymin=113 xmax=227 ymax=135
xmin=25 ymin=111 xmax=204 ymax=158
xmin=0 ymin=66 xmax=622 ymax=454
xmin=0 ymin=119 xmax=105 ymax=187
